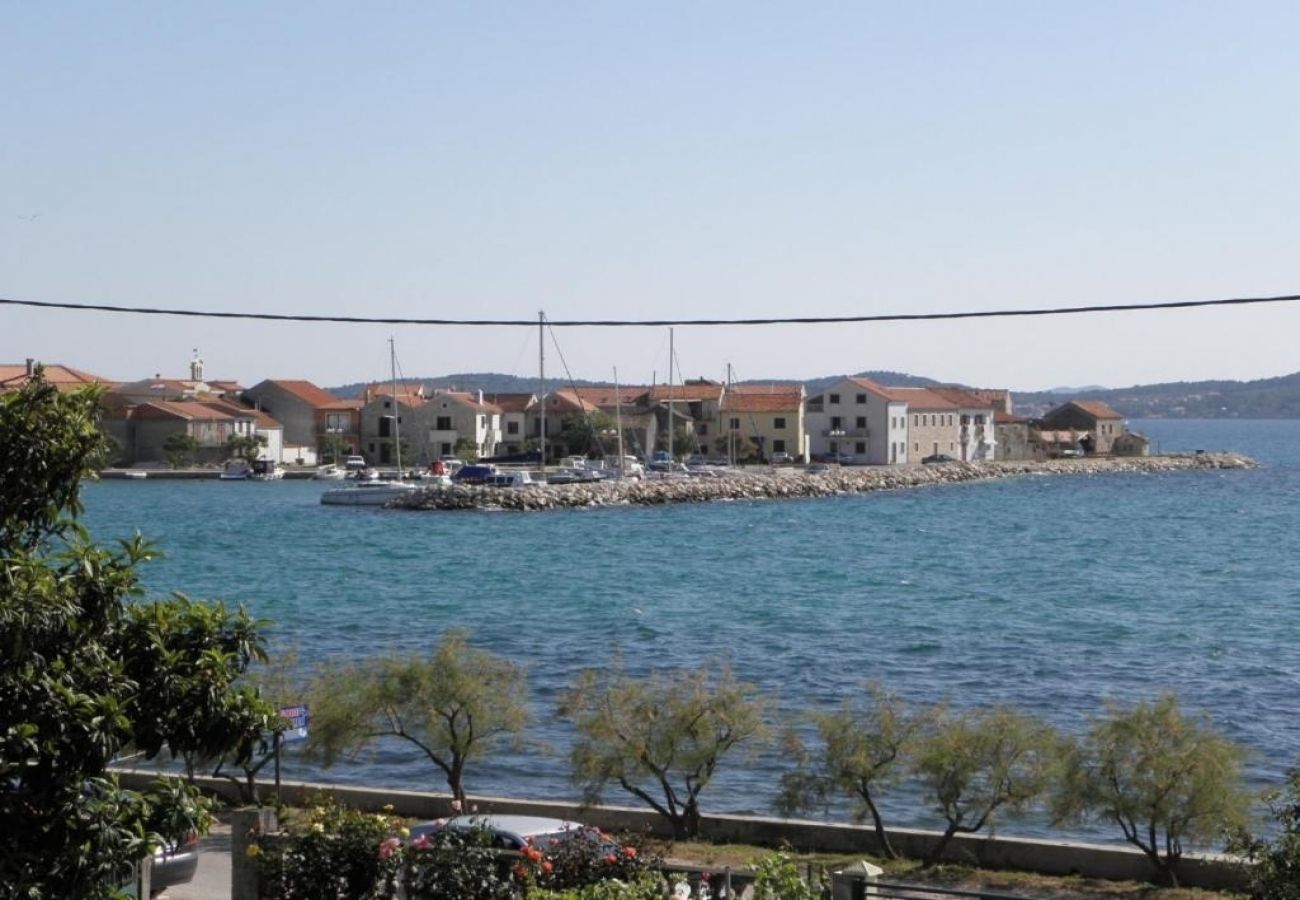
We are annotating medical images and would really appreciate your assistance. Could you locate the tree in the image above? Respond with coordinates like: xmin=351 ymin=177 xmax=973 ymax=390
xmin=162 ymin=432 xmax=200 ymax=468
xmin=1054 ymin=694 xmax=1249 ymax=886
xmin=453 ymin=435 xmax=480 ymax=463
xmin=0 ymin=372 xmax=273 ymax=898
xmin=559 ymin=664 xmax=767 ymax=838
xmin=304 ymin=631 xmax=528 ymax=803
xmin=913 ymin=706 xmax=1060 ymax=867
xmin=558 ymin=411 xmax=615 ymax=458
xmin=321 ymin=433 xmax=347 ymax=465
xmin=776 ymin=684 xmax=924 ymax=859
xmin=1229 ymin=764 xmax=1300 ymax=900
xmin=211 ymin=647 xmax=302 ymax=805
xmin=226 ymin=433 xmax=267 ymax=464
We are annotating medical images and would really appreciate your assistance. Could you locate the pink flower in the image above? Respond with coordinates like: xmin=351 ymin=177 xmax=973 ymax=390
xmin=378 ymin=837 xmax=401 ymax=860
xmin=413 ymin=834 xmax=431 ymax=850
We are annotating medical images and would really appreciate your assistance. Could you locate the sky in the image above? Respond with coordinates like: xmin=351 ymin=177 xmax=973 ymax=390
xmin=3 ymin=2 xmax=1299 ymax=392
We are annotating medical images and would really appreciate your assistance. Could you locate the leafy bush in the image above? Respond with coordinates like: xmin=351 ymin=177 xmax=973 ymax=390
xmin=751 ymin=851 xmax=820 ymax=900
xmin=403 ymin=821 xmax=515 ymax=900
xmin=528 ymin=871 xmax=666 ymax=900
xmin=1229 ymin=766 xmax=1300 ymax=899
xmin=257 ymin=799 xmax=403 ymax=899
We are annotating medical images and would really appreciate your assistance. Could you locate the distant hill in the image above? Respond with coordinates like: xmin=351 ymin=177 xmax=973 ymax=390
xmin=328 ymin=371 xmax=1300 ymax=419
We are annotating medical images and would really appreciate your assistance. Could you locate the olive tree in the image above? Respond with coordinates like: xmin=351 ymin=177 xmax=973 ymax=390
xmin=305 ymin=630 xmax=528 ymax=803
xmin=162 ymin=432 xmax=200 ymax=468
xmin=1055 ymin=693 xmax=1249 ymax=886
xmin=226 ymin=433 xmax=267 ymax=464
xmin=559 ymin=664 xmax=767 ymax=838
xmin=914 ymin=705 xmax=1061 ymax=866
xmin=0 ymin=372 xmax=274 ymax=898
xmin=776 ymin=683 xmax=924 ymax=859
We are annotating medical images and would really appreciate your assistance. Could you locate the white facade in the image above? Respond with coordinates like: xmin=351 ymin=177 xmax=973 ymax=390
xmin=805 ymin=378 xmax=910 ymax=465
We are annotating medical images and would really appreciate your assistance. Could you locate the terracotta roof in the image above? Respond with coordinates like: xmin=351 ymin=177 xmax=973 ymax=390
xmin=566 ymin=385 xmax=650 ymax=409
xmin=1070 ymin=400 xmax=1124 ymax=420
xmin=256 ymin=379 xmax=344 ymax=408
xmin=645 ymin=381 xmax=724 ymax=403
xmin=722 ymin=385 xmax=803 ymax=413
xmin=929 ymin=386 xmax=996 ymax=409
xmin=1 ymin=364 xmax=114 ymax=394
xmin=131 ymin=400 xmax=252 ymax=421
xmin=427 ymin=391 xmax=502 ymax=413
xmin=483 ymin=392 xmax=537 ymax=414
xmin=883 ymin=386 xmax=960 ymax=410
xmin=842 ymin=376 xmax=898 ymax=400
xmin=546 ymin=389 xmax=599 ymax=414
xmin=994 ymin=410 xmax=1028 ymax=424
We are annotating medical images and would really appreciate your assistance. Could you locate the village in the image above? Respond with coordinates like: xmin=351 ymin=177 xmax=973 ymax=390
xmin=2 ymin=354 xmax=1152 ymax=472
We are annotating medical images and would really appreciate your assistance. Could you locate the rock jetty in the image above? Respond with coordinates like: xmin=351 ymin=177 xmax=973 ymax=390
xmin=387 ymin=453 xmax=1255 ymax=513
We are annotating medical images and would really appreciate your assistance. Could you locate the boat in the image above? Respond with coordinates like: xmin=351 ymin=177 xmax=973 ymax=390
xmin=124 ymin=470 xmax=149 ymax=480
xmin=250 ymin=459 xmax=284 ymax=481
xmin=219 ymin=460 xmax=252 ymax=481
xmin=321 ymin=340 xmax=419 ymax=507
xmin=314 ymin=464 xmax=347 ymax=480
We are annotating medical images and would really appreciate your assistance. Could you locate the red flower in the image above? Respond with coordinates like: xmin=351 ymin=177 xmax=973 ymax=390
xmin=512 ymin=863 xmax=527 ymax=880
xmin=523 ymin=846 xmax=543 ymax=862
xmin=622 ymin=846 xmax=638 ymax=859
xmin=604 ymin=853 xmax=618 ymax=864
xmin=541 ymin=861 xmax=554 ymax=875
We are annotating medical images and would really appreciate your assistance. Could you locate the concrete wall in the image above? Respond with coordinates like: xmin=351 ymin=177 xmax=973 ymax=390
xmin=907 ymin=410 xmax=959 ymax=460
xmin=114 ymin=770 xmax=1245 ymax=890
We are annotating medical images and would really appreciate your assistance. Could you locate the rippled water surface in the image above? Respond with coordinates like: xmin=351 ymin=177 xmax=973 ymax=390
xmin=81 ymin=419 xmax=1300 ymax=838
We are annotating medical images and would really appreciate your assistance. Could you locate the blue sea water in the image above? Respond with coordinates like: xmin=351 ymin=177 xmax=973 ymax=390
xmin=80 ymin=419 xmax=1300 ymax=839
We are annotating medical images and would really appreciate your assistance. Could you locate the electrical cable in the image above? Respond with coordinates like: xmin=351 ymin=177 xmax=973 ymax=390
xmin=2 ymin=292 xmax=1298 ymax=327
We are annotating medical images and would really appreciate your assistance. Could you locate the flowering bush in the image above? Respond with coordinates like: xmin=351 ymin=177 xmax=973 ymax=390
xmin=528 ymin=871 xmax=667 ymax=899
xmin=517 ymin=828 xmax=653 ymax=891
xmin=403 ymin=820 xmax=515 ymax=900
xmin=257 ymin=798 xmax=404 ymax=899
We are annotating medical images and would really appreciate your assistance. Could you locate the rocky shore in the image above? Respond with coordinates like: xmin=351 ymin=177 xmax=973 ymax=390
xmin=388 ymin=453 xmax=1255 ymax=513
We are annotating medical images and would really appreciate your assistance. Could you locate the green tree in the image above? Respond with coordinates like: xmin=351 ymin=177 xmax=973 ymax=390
xmin=453 ymin=435 xmax=480 ymax=463
xmin=1229 ymin=765 xmax=1300 ymax=900
xmin=162 ymin=432 xmax=200 ymax=468
xmin=1054 ymin=694 xmax=1249 ymax=886
xmin=0 ymin=372 xmax=273 ymax=898
xmin=304 ymin=631 xmax=528 ymax=803
xmin=321 ymin=433 xmax=347 ymax=465
xmin=559 ymin=664 xmax=767 ymax=838
xmin=211 ymin=647 xmax=302 ymax=805
xmin=914 ymin=706 xmax=1061 ymax=867
xmin=558 ymin=411 xmax=615 ymax=458
xmin=226 ymin=432 xmax=267 ymax=464
xmin=776 ymin=684 xmax=924 ymax=859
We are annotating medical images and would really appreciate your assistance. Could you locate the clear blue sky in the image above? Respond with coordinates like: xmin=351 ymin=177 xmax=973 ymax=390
xmin=3 ymin=2 xmax=1299 ymax=391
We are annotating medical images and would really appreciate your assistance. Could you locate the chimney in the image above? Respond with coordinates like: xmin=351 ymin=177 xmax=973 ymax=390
xmin=25 ymin=358 xmax=34 ymax=377
xmin=478 ymin=389 xmax=484 ymax=405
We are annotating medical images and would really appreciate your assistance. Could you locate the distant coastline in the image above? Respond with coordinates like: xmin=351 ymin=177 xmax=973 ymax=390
xmin=389 ymin=453 xmax=1255 ymax=513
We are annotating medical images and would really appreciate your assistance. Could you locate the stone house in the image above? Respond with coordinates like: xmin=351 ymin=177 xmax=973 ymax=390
xmin=719 ymin=384 xmax=806 ymax=462
xmin=483 ymin=393 xmax=538 ymax=456
xmin=108 ymin=399 xmax=263 ymax=466
xmin=539 ymin=386 xmax=656 ymax=460
xmin=242 ymin=379 xmax=357 ymax=462
xmin=1040 ymin=401 xmax=1126 ymax=455
xmin=993 ymin=411 xmax=1034 ymax=460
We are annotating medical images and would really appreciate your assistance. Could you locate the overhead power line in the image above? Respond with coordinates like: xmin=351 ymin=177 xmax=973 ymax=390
xmin=2 ymin=292 xmax=1299 ymax=327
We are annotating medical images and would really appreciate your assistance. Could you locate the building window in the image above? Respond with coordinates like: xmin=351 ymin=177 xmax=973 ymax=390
xmin=436 ymin=416 xmax=452 ymax=430
xmin=507 ymin=421 xmax=519 ymax=435
xmin=773 ymin=417 xmax=786 ymax=429
xmin=383 ymin=400 xmax=391 ymax=409
xmin=913 ymin=415 xmax=919 ymax=426
xmin=698 ymin=423 xmax=708 ymax=435
xmin=830 ymin=416 xmax=842 ymax=430
xmin=856 ymin=393 xmax=867 ymax=404
xmin=856 ymin=416 xmax=866 ymax=428
xmin=829 ymin=441 xmax=838 ymax=453
xmin=773 ymin=439 xmax=786 ymax=453
xmin=828 ymin=393 xmax=840 ymax=404
xmin=729 ymin=417 xmax=740 ymax=430
xmin=913 ymin=442 xmax=919 ymax=452
xmin=855 ymin=441 xmax=866 ymax=454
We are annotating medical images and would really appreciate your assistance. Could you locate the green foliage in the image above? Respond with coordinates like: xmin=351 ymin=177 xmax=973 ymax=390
xmin=914 ymin=705 xmax=1061 ymax=866
xmin=776 ymin=683 xmax=923 ymax=858
xmin=1229 ymin=766 xmax=1300 ymax=900
xmin=212 ymin=647 xmax=301 ymax=804
xmin=257 ymin=798 xmax=404 ymax=900
xmin=227 ymin=433 xmax=268 ymax=464
xmin=0 ymin=373 xmax=272 ymax=898
xmin=403 ymin=820 xmax=517 ymax=900
xmin=163 ymin=432 xmax=201 ymax=468
xmin=750 ymin=851 xmax=819 ymax=900
xmin=305 ymin=630 xmax=529 ymax=802
xmin=452 ymin=435 xmax=479 ymax=463
xmin=528 ymin=872 xmax=665 ymax=900
xmin=559 ymin=664 xmax=767 ymax=838
xmin=558 ymin=411 xmax=615 ymax=458
xmin=1054 ymin=693 xmax=1249 ymax=886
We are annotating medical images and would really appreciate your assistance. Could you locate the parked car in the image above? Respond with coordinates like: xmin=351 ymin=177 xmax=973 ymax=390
xmin=769 ymin=452 xmax=794 ymax=464
xmin=409 ymin=815 xmax=607 ymax=852
xmin=922 ymin=453 xmax=956 ymax=464
xmin=344 ymin=455 xmax=367 ymax=471
xmin=151 ymin=831 xmax=201 ymax=895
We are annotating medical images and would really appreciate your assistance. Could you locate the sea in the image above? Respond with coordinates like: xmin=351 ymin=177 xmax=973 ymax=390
xmin=80 ymin=419 xmax=1300 ymax=841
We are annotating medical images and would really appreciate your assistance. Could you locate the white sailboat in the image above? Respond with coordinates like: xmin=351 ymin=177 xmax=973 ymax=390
xmin=321 ymin=340 xmax=420 ymax=507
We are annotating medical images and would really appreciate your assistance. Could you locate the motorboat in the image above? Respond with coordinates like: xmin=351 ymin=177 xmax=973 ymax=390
xmin=219 ymin=461 xmax=252 ymax=481
xmin=314 ymin=464 xmax=347 ymax=480
xmin=320 ymin=480 xmax=419 ymax=506
xmin=250 ymin=459 xmax=284 ymax=481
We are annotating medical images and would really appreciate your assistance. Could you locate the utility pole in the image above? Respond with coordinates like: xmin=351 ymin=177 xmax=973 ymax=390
xmin=538 ymin=310 xmax=546 ymax=470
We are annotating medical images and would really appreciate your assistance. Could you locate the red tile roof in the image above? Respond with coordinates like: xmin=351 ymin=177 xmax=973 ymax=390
xmin=994 ymin=410 xmax=1028 ymax=424
xmin=483 ymin=392 xmax=537 ymax=413
xmin=929 ymin=386 xmax=997 ymax=409
xmin=645 ymin=381 xmax=724 ymax=402
xmin=883 ymin=386 xmax=960 ymax=410
xmin=0 ymin=363 xmax=112 ymax=393
xmin=132 ymin=400 xmax=254 ymax=421
xmin=1070 ymin=400 xmax=1124 ymax=420
xmin=722 ymin=385 xmax=803 ymax=412
xmin=260 ymin=379 xmax=345 ymax=408
xmin=566 ymin=385 xmax=650 ymax=408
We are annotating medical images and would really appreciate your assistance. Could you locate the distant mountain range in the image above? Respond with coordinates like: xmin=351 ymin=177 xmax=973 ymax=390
xmin=329 ymin=370 xmax=1300 ymax=419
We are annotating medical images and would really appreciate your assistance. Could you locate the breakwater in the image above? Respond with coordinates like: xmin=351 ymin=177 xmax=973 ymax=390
xmin=389 ymin=453 xmax=1255 ymax=512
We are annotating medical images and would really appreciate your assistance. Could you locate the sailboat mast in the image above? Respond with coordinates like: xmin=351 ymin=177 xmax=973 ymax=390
xmin=726 ymin=362 xmax=734 ymax=467
xmin=538 ymin=310 xmax=546 ymax=469
xmin=390 ymin=336 xmax=402 ymax=476
xmin=614 ymin=366 xmax=624 ymax=465
xmin=667 ymin=327 xmax=674 ymax=459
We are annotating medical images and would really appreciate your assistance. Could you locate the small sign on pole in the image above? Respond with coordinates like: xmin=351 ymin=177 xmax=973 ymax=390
xmin=278 ymin=704 xmax=310 ymax=743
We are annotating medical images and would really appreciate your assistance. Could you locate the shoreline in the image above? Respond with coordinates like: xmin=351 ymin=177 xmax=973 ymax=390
xmin=390 ymin=452 xmax=1256 ymax=512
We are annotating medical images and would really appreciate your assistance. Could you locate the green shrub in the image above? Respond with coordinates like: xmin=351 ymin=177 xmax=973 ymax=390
xmin=403 ymin=820 xmax=515 ymax=900
xmin=751 ymin=851 xmax=819 ymax=900
xmin=256 ymin=799 xmax=403 ymax=899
